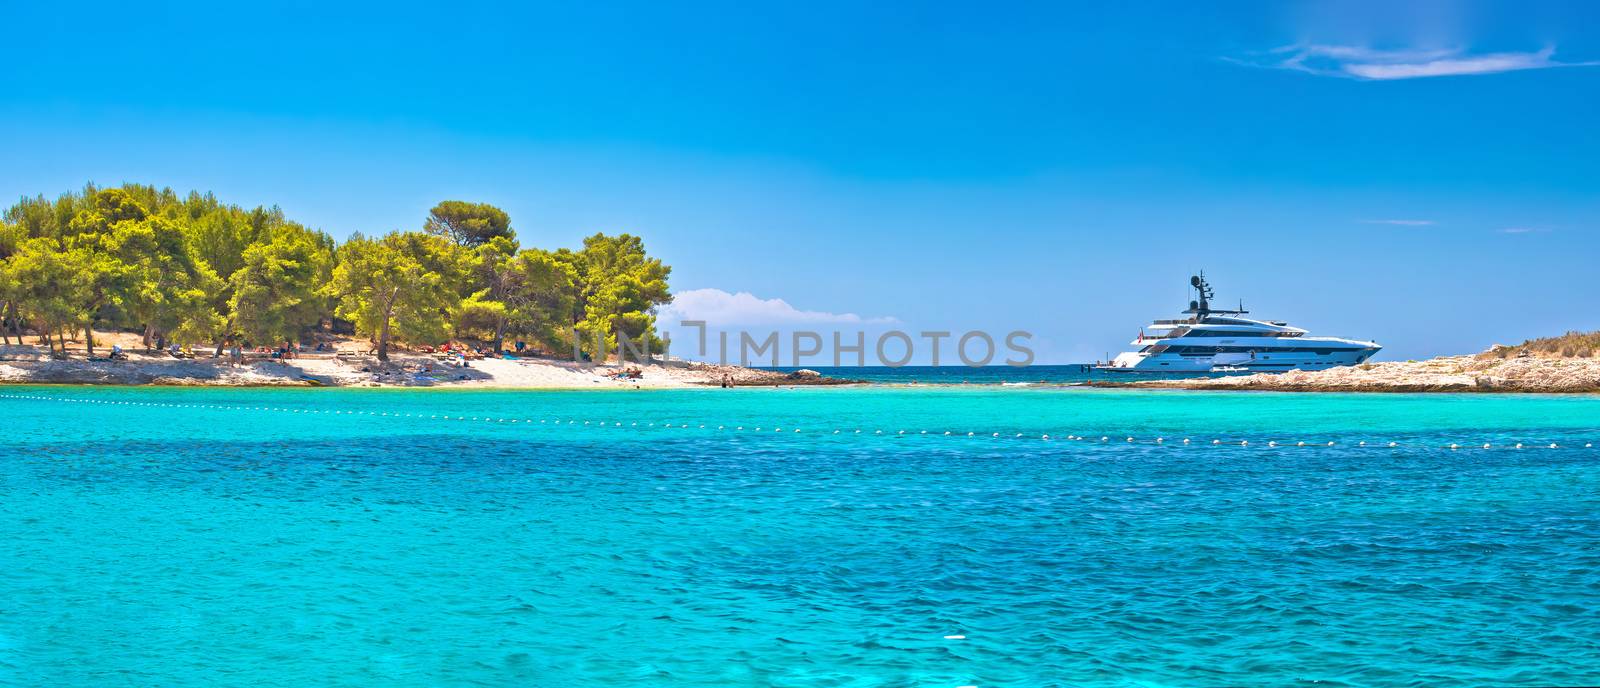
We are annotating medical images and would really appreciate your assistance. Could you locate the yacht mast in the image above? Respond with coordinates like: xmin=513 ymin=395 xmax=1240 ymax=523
xmin=1182 ymin=272 xmax=1247 ymax=321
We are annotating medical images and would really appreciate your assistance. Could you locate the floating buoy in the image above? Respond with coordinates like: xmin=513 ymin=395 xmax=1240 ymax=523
xmin=1549 ymin=443 xmax=1558 ymax=449
xmin=1515 ymin=443 xmax=1523 ymax=449
xmin=1450 ymin=443 xmax=1459 ymax=449
xmin=1389 ymin=442 xmax=1398 ymax=447
xmin=1483 ymin=443 xmax=1491 ymax=449
xmin=1212 ymin=439 xmax=1221 ymax=445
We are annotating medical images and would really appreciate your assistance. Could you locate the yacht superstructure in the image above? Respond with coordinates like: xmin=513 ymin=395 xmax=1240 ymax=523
xmin=1100 ymin=273 xmax=1380 ymax=373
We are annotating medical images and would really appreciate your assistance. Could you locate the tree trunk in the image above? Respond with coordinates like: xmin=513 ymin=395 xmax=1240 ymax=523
xmin=492 ymin=316 xmax=507 ymax=353
xmin=0 ymin=301 xmax=9 ymax=346
xmin=214 ymin=315 xmax=232 ymax=358
xmin=84 ymin=323 xmax=95 ymax=357
xmin=8 ymin=301 xmax=21 ymax=343
xmin=376 ymin=288 xmax=399 ymax=362
xmin=377 ymin=314 xmax=392 ymax=361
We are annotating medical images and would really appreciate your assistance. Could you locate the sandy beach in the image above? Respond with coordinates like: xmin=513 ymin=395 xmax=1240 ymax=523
xmin=0 ymin=333 xmax=851 ymax=389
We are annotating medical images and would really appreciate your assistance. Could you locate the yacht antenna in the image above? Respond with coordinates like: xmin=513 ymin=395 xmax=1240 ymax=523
xmin=1182 ymin=271 xmax=1248 ymax=318
xmin=1184 ymin=272 xmax=1213 ymax=317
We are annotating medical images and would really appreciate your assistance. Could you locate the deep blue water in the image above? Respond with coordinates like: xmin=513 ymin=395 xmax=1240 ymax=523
xmin=3 ymin=386 xmax=1599 ymax=687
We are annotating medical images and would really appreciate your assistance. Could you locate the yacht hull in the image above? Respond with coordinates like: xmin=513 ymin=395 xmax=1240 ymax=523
xmin=1098 ymin=343 xmax=1378 ymax=373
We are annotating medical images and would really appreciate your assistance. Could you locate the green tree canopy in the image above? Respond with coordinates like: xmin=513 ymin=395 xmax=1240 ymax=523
xmin=229 ymin=226 xmax=335 ymax=345
xmin=110 ymin=215 xmax=226 ymax=347
xmin=6 ymin=238 xmax=81 ymax=356
xmin=424 ymin=200 xmax=513 ymax=247
xmin=570 ymin=233 xmax=672 ymax=360
xmin=326 ymin=231 xmax=466 ymax=360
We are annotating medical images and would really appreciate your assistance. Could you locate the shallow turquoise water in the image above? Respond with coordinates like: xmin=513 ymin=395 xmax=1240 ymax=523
xmin=3 ymin=386 xmax=1599 ymax=687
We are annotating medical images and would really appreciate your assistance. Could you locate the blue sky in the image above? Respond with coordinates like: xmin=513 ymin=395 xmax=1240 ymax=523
xmin=2 ymin=1 xmax=1597 ymax=362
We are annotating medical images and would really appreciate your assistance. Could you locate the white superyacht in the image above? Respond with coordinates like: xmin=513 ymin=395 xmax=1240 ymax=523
xmin=1099 ymin=273 xmax=1380 ymax=373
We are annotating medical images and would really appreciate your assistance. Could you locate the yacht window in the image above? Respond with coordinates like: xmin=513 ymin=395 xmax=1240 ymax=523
xmin=1183 ymin=330 xmax=1291 ymax=338
xmin=1163 ymin=345 xmax=1360 ymax=355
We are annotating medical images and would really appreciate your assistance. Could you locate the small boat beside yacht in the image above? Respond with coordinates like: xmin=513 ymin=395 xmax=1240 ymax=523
xmin=1098 ymin=273 xmax=1380 ymax=373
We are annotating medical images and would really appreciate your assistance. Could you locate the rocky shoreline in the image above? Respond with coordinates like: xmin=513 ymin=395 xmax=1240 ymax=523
xmin=1124 ymin=354 xmax=1600 ymax=393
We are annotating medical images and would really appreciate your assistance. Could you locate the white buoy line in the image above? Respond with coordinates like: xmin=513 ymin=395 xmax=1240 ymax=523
xmin=2 ymin=392 xmax=1596 ymax=450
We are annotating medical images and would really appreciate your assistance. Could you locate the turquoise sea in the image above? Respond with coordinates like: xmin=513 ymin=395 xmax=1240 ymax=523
xmin=4 ymin=385 xmax=1599 ymax=687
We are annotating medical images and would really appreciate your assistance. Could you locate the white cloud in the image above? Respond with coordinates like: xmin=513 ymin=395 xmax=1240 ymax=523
xmin=1238 ymin=44 xmax=1596 ymax=81
xmin=657 ymin=288 xmax=899 ymax=328
xmin=1361 ymin=219 xmax=1436 ymax=226
xmin=1499 ymin=227 xmax=1549 ymax=234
